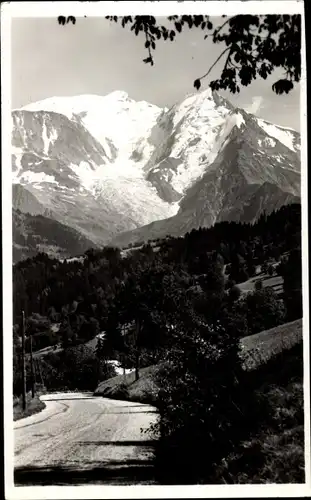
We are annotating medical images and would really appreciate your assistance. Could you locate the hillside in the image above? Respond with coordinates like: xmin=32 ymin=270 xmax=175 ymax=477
xmin=94 ymin=319 xmax=303 ymax=402
xmin=13 ymin=208 xmax=95 ymax=263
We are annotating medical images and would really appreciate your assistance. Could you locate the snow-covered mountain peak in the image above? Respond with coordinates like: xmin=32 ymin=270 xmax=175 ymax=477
xmin=105 ymin=90 xmax=129 ymax=101
xmin=255 ymin=117 xmax=300 ymax=153
xmin=18 ymin=92 xmax=163 ymax=157
xmin=12 ymin=88 xmax=301 ymax=252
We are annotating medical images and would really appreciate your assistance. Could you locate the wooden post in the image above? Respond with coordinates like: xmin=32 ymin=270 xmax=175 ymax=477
xmin=123 ymin=353 xmax=126 ymax=383
xmin=122 ymin=325 xmax=126 ymax=383
xmin=21 ymin=310 xmax=27 ymax=410
xmin=30 ymin=334 xmax=35 ymax=398
xmin=134 ymin=319 xmax=140 ymax=382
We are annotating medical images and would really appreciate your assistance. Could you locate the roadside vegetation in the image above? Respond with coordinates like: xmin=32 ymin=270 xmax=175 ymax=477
xmin=13 ymin=392 xmax=46 ymax=421
xmin=13 ymin=203 xmax=304 ymax=482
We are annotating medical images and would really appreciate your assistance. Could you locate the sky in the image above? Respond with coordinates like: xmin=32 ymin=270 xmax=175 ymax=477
xmin=11 ymin=16 xmax=301 ymax=131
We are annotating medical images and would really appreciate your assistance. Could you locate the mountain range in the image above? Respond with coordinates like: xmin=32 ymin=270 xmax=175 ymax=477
xmin=12 ymin=89 xmax=301 ymax=261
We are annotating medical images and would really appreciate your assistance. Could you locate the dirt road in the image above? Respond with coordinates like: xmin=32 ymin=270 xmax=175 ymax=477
xmin=14 ymin=392 xmax=158 ymax=486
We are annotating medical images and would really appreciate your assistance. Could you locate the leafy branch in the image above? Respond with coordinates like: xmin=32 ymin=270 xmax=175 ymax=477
xmin=58 ymin=14 xmax=301 ymax=95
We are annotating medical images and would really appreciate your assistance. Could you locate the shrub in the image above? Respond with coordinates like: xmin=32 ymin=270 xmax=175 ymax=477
xmin=255 ymin=279 xmax=263 ymax=291
xmin=150 ymin=317 xmax=265 ymax=484
xmin=228 ymin=284 xmax=241 ymax=302
xmin=267 ymin=264 xmax=274 ymax=277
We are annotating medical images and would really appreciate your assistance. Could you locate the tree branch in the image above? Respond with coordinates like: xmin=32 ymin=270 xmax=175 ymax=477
xmin=197 ymin=46 xmax=231 ymax=81
xmin=213 ymin=17 xmax=231 ymax=38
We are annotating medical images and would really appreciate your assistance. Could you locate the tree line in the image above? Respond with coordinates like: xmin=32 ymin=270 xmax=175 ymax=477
xmin=13 ymin=203 xmax=302 ymax=393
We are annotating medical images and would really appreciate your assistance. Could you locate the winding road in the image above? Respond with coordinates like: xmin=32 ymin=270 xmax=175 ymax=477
xmin=14 ymin=393 xmax=158 ymax=486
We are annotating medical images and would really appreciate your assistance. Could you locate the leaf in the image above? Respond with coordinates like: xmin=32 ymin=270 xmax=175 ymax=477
xmin=145 ymin=40 xmax=150 ymax=48
xmin=67 ymin=16 xmax=76 ymax=25
xmin=143 ymin=57 xmax=153 ymax=64
xmin=58 ymin=16 xmax=66 ymax=26
xmin=194 ymin=79 xmax=201 ymax=91
xmin=272 ymin=79 xmax=294 ymax=95
xmin=175 ymin=22 xmax=182 ymax=33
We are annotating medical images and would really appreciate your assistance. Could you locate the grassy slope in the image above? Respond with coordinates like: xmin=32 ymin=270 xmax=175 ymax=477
xmin=237 ymin=273 xmax=283 ymax=294
xmin=238 ymin=272 xmax=284 ymax=295
xmin=94 ymin=318 xmax=303 ymax=402
xmin=216 ymin=342 xmax=304 ymax=483
xmin=94 ymin=364 xmax=161 ymax=404
xmin=241 ymin=318 xmax=302 ymax=370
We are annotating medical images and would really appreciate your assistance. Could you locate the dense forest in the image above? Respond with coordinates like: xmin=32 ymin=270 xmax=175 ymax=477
xmin=13 ymin=203 xmax=302 ymax=394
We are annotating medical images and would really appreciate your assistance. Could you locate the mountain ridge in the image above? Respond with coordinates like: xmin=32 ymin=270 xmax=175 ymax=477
xmin=12 ymin=89 xmax=301 ymax=258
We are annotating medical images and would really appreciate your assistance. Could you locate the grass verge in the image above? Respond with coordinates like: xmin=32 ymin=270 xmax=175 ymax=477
xmin=13 ymin=392 xmax=46 ymax=421
xmin=214 ymin=342 xmax=304 ymax=483
xmin=94 ymin=364 xmax=162 ymax=405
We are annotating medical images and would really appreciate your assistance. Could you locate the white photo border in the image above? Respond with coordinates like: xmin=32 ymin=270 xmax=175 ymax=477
xmin=1 ymin=1 xmax=309 ymax=499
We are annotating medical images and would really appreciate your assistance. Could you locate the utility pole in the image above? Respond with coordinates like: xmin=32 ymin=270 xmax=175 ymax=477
xmin=21 ymin=310 xmax=27 ymax=411
xmin=30 ymin=334 xmax=35 ymax=398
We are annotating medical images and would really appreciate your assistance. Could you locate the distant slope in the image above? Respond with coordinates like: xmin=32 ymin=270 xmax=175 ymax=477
xmin=13 ymin=209 xmax=95 ymax=263
xmin=13 ymin=184 xmax=48 ymax=216
xmin=110 ymin=189 xmax=300 ymax=248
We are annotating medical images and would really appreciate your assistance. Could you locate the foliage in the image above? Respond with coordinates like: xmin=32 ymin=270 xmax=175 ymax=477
xmin=13 ymin=344 xmax=117 ymax=395
xmin=244 ymin=287 xmax=286 ymax=335
xmin=150 ymin=310 xmax=261 ymax=483
xmin=102 ymin=262 xmax=190 ymax=380
xmin=255 ymin=279 xmax=263 ymax=291
xmin=228 ymin=284 xmax=242 ymax=301
xmin=13 ymin=204 xmax=302 ymax=397
xmin=211 ymin=341 xmax=304 ymax=484
xmin=96 ymin=15 xmax=301 ymax=95
xmin=151 ymin=328 xmax=303 ymax=484
xmin=13 ymin=392 xmax=46 ymax=422
xmin=281 ymin=247 xmax=303 ymax=321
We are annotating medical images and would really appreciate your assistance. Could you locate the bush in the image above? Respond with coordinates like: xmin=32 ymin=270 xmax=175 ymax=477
xmin=36 ymin=346 xmax=117 ymax=392
xmin=150 ymin=318 xmax=265 ymax=484
xmin=245 ymin=288 xmax=285 ymax=335
xmin=228 ymin=285 xmax=241 ymax=301
xmin=267 ymin=264 xmax=274 ymax=277
xmin=255 ymin=279 xmax=263 ymax=290
xmin=151 ymin=326 xmax=303 ymax=485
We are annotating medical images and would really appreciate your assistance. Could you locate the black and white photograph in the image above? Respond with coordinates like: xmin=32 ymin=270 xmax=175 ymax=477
xmin=2 ymin=1 xmax=309 ymax=498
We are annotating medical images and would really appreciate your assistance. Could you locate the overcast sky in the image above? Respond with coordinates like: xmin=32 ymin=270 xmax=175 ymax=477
xmin=11 ymin=16 xmax=300 ymax=131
